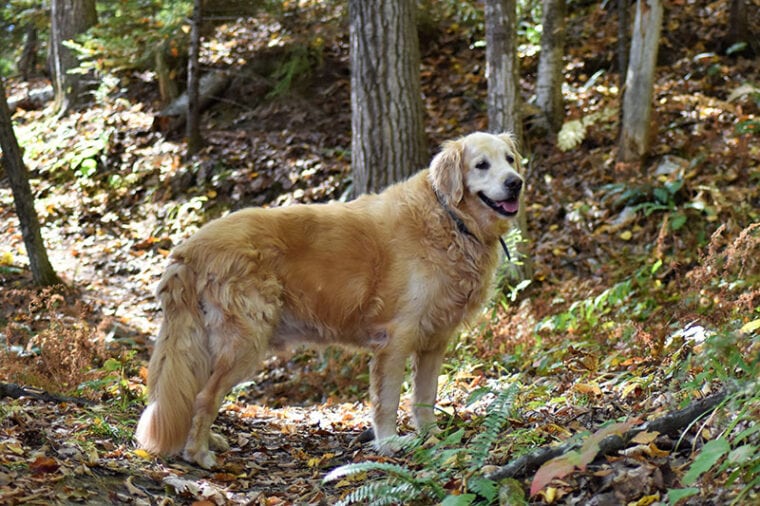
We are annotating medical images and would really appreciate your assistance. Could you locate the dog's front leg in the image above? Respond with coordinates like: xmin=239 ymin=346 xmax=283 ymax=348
xmin=369 ymin=348 xmax=408 ymax=454
xmin=411 ymin=342 xmax=448 ymax=431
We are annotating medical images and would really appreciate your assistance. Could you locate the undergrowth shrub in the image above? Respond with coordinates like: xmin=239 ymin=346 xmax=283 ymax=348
xmin=0 ymin=288 xmax=107 ymax=395
xmin=324 ymin=383 xmax=521 ymax=505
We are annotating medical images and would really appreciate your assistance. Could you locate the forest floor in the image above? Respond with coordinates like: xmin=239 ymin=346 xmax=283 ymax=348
xmin=1 ymin=2 xmax=759 ymax=505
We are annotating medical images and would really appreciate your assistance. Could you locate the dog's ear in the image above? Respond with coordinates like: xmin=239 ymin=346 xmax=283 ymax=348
xmin=428 ymin=139 xmax=464 ymax=205
xmin=498 ymin=132 xmax=523 ymax=174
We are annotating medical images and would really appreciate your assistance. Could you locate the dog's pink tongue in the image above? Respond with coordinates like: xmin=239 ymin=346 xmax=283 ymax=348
xmin=499 ymin=200 xmax=519 ymax=213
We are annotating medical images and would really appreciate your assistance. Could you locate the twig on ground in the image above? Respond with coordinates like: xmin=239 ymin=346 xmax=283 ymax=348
xmin=0 ymin=382 xmax=94 ymax=406
xmin=485 ymin=390 xmax=728 ymax=481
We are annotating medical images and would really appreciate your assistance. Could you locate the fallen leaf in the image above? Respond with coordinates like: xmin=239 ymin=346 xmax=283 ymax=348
xmin=30 ymin=456 xmax=60 ymax=475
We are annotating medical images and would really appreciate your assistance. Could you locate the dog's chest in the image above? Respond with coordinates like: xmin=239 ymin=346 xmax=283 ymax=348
xmin=402 ymin=256 xmax=492 ymax=336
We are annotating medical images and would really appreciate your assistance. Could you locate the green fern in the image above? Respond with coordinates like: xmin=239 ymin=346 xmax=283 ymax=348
xmin=324 ymin=384 xmax=521 ymax=505
xmin=336 ymin=479 xmax=421 ymax=506
xmin=469 ymin=384 xmax=520 ymax=469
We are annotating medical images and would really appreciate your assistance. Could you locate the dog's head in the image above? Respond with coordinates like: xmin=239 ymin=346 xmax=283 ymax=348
xmin=429 ymin=131 xmax=523 ymax=219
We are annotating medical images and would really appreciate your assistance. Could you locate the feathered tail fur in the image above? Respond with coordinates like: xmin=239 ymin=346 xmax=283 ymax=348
xmin=135 ymin=262 xmax=211 ymax=455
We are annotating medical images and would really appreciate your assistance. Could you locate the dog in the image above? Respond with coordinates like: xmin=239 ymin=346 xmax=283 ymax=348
xmin=135 ymin=131 xmax=524 ymax=468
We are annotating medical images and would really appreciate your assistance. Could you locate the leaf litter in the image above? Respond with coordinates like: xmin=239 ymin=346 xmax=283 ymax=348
xmin=1 ymin=1 xmax=759 ymax=504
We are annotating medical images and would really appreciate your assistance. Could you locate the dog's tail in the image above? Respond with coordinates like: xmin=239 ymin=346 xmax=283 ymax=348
xmin=135 ymin=261 xmax=211 ymax=456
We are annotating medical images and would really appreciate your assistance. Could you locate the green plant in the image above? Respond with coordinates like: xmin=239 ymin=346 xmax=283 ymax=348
xmin=324 ymin=383 xmax=521 ymax=505
xmin=267 ymin=42 xmax=323 ymax=98
xmin=78 ymin=351 xmax=143 ymax=409
xmin=69 ymin=0 xmax=192 ymax=74
xmin=666 ymin=383 xmax=760 ymax=505
xmin=601 ymin=173 xmax=716 ymax=233
xmin=557 ymin=107 xmax=617 ymax=152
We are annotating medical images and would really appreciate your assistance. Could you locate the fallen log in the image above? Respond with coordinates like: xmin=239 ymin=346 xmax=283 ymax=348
xmin=7 ymin=85 xmax=54 ymax=113
xmin=0 ymin=382 xmax=93 ymax=406
xmin=485 ymin=390 xmax=728 ymax=481
xmin=153 ymin=71 xmax=230 ymax=134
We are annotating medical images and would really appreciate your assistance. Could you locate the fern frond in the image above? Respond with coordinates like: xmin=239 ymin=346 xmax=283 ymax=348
xmin=335 ymin=478 xmax=425 ymax=506
xmin=324 ymin=461 xmax=416 ymax=484
xmin=469 ymin=383 xmax=520 ymax=468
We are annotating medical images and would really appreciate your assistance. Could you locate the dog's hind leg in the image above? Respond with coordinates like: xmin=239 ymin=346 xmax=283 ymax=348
xmin=184 ymin=297 xmax=277 ymax=468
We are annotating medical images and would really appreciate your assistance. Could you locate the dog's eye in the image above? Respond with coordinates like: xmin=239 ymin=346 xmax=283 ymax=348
xmin=475 ymin=160 xmax=490 ymax=171
xmin=506 ymin=154 xmax=515 ymax=164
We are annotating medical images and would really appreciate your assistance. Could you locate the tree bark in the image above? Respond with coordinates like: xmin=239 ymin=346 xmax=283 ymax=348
xmin=50 ymin=0 xmax=97 ymax=114
xmin=186 ymin=0 xmax=203 ymax=155
xmin=617 ymin=0 xmax=629 ymax=89
xmin=485 ymin=0 xmax=523 ymax=143
xmin=349 ymin=0 xmax=427 ymax=196
xmin=17 ymin=24 xmax=39 ymax=81
xmin=725 ymin=0 xmax=756 ymax=56
xmin=0 ymin=78 xmax=61 ymax=286
xmin=619 ymin=0 xmax=662 ymax=163
xmin=535 ymin=0 xmax=567 ymax=134
xmin=485 ymin=0 xmax=532 ymax=282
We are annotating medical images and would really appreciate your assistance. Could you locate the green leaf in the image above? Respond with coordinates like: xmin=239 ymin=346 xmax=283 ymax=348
xmin=667 ymin=487 xmax=700 ymax=505
xmin=670 ymin=212 xmax=687 ymax=231
xmin=498 ymin=478 xmax=528 ymax=505
xmin=654 ymin=187 xmax=670 ymax=204
xmin=468 ymin=476 xmax=498 ymax=503
xmin=682 ymin=438 xmax=731 ymax=485
xmin=102 ymin=358 xmax=123 ymax=372
xmin=740 ymin=318 xmax=760 ymax=334
xmin=440 ymin=494 xmax=476 ymax=506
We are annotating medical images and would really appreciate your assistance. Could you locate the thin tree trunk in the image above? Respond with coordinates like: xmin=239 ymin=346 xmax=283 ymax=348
xmin=617 ymin=0 xmax=629 ymax=89
xmin=725 ymin=0 xmax=756 ymax=56
xmin=535 ymin=0 xmax=567 ymax=134
xmin=0 ymin=78 xmax=61 ymax=286
xmin=50 ymin=0 xmax=97 ymax=114
xmin=349 ymin=0 xmax=427 ymax=196
xmin=619 ymin=0 xmax=662 ymax=163
xmin=485 ymin=0 xmax=532 ymax=281
xmin=186 ymin=0 xmax=203 ymax=155
xmin=17 ymin=24 xmax=38 ymax=81
xmin=485 ymin=0 xmax=522 ymax=143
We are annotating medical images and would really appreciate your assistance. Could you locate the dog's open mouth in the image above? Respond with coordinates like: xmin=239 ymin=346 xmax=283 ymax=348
xmin=477 ymin=192 xmax=520 ymax=216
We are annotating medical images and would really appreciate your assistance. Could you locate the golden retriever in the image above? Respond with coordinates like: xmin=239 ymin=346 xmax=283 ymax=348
xmin=135 ymin=131 xmax=524 ymax=468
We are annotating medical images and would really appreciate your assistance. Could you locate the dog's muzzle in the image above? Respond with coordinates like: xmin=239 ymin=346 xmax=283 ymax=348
xmin=477 ymin=175 xmax=522 ymax=217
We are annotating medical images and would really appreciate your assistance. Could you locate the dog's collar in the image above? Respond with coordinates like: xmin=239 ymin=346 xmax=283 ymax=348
xmin=434 ymin=189 xmax=512 ymax=261
xmin=434 ymin=189 xmax=479 ymax=242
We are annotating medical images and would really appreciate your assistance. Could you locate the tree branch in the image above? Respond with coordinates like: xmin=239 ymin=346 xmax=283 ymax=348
xmin=0 ymin=382 xmax=93 ymax=406
xmin=485 ymin=390 xmax=728 ymax=481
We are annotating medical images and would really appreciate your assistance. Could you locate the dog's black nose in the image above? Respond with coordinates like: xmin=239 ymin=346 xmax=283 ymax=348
xmin=503 ymin=175 xmax=523 ymax=193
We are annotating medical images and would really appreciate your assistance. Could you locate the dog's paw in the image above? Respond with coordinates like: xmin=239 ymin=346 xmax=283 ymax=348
xmin=209 ymin=431 xmax=230 ymax=452
xmin=183 ymin=448 xmax=218 ymax=469
xmin=374 ymin=434 xmax=414 ymax=456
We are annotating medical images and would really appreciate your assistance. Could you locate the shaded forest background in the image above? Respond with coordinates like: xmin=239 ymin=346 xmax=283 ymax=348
xmin=0 ymin=0 xmax=758 ymax=504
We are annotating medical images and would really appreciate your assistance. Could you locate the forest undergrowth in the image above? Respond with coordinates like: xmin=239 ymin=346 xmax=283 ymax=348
xmin=1 ymin=1 xmax=758 ymax=504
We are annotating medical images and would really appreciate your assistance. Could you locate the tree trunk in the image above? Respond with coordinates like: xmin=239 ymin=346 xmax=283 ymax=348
xmin=535 ymin=0 xmax=567 ymax=134
xmin=17 ymin=24 xmax=39 ymax=81
xmin=0 ymin=78 xmax=61 ymax=286
xmin=155 ymin=41 xmax=179 ymax=106
xmin=617 ymin=0 xmax=629 ymax=89
xmin=186 ymin=0 xmax=203 ymax=156
xmin=725 ymin=0 xmax=756 ymax=56
xmin=619 ymin=0 xmax=662 ymax=163
xmin=50 ymin=0 xmax=97 ymax=114
xmin=349 ymin=0 xmax=427 ymax=196
xmin=485 ymin=0 xmax=523 ymax=143
xmin=485 ymin=0 xmax=532 ymax=282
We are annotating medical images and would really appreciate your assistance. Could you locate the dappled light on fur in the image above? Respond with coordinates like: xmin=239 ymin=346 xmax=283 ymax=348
xmin=136 ymin=132 xmax=524 ymax=467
